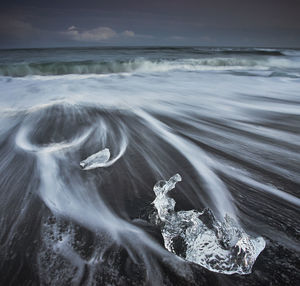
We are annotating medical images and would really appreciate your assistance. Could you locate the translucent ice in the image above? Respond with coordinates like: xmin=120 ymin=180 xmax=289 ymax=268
xmin=80 ymin=148 xmax=110 ymax=170
xmin=152 ymin=174 xmax=266 ymax=275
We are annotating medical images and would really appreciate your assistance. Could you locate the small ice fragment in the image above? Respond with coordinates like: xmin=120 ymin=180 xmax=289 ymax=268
xmin=152 ymin=174 xmax=266 ymax=275
xmin=80 ymin=148 xmax=110 ymax=170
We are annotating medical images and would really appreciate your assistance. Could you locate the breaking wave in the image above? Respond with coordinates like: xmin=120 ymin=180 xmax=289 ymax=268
xmin=1 ymin=56 xmax=299 ymax=77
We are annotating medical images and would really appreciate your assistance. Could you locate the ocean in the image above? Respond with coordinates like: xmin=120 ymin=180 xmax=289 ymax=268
xmin=0 ymin=47 xmax=299 ymax=285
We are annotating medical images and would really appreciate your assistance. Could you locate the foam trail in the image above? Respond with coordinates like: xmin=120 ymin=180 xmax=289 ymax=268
xmin=101 ymin=134 xmax=128 ymax=167
xmin=136 ymin=109 xmax=236 ymax=219
xmin=15 ymin=122 xmax=123 ymax=233
xmin=15 ymin=123 xmax=93 ymax=153
xmin=218 ymin=167 xmax=300 ymax=207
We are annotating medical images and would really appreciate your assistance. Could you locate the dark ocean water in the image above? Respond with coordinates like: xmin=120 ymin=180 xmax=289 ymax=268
xmin=0 ymin=47 xmax=299 ymax=285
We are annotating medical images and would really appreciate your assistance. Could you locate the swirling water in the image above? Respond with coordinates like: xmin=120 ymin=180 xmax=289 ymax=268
xmin=0 ymin=47 xmax=299 ymax=285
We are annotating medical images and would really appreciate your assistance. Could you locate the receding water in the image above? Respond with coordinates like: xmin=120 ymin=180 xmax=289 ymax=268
xmin=0 ymin=47 xmax=299 ymax=285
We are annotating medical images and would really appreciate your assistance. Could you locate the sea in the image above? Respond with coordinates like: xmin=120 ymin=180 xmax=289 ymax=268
xmin=0 ymin=47 xmax=299 ymax=285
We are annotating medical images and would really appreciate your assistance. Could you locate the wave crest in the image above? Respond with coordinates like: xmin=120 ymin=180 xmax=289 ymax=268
xmin=1 ymin=57 xmax=298 ymax=77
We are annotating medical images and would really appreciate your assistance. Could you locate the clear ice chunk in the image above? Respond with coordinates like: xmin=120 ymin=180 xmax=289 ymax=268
xmin=80 ymin=148 xmax=110 ymax=170
xmin=152 ymin=174 xmax=266 ymax=275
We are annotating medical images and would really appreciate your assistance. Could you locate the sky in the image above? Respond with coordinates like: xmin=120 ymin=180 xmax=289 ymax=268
xmin=1 ymin=0 xmax=300 ymax=48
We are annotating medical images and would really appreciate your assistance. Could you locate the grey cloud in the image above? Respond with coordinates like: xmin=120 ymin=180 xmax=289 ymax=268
xmin=62 ymin=26 xmax=117 ymax=42
xmin=62 ymin=26 xmax=136 ymax=42
xmin=122 ymin=30 xmax=135 ymax=37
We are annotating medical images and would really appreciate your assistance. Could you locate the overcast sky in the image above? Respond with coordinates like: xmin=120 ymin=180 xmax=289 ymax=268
xmin=1 ymin=0 xmax=300 ymax=48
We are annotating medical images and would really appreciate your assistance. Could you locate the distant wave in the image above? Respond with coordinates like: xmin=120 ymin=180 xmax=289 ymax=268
xmin=204 ymin=48 xmax=284 ymax=56
xmin=119 ymin=47 xmax=286 ymax=56
xmin=0 ymin=56 xmax=298 ymax=77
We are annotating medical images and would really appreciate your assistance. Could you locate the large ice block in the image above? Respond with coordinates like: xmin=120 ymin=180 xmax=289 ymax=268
xmin=152 ymin=174 xmax=266 ymax=275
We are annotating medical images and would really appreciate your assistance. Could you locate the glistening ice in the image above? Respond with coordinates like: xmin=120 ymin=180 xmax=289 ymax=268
xmin=152 ymin=174 xmax=266 ymax=275
xmin=80 ymin=148 xmax=111 ymax=170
